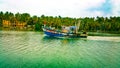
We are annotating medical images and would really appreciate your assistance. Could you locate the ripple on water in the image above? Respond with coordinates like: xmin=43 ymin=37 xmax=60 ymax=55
xmin=0 ymin=31 xmax=120 ymax=68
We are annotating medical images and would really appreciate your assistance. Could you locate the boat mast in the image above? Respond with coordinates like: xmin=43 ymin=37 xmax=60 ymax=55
xmin=75 ymin=20 xmax=81 ymax=33
xmin=77 ymin=20 xmax=81 ymax=31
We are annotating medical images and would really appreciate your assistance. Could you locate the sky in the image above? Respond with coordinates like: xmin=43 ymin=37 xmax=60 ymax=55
xmin=0 ymin=0 xmax=120 ymax=18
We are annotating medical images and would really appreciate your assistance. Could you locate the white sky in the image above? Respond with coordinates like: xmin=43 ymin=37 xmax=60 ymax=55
xmin=0 ymin=0 xmax=120 ymax=17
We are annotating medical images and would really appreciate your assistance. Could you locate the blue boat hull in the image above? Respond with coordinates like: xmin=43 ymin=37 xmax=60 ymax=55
xmin=44 ymin=31 xmax=87 ymax=38
xmin=44 ymin=31 xmax=64 ymax=37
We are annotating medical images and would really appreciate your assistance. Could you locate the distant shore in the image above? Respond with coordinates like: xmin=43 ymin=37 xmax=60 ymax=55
xmin=0 ymin=28 xmax=120 ymax=37
xmin=1 ymin=11 xmax=120 ymax=34
xmin=88 ymin=32 xmax=120 ymax=36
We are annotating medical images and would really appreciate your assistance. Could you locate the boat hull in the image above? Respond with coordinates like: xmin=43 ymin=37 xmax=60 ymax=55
xmin=44 ymin=31 xmax=87 ymax=38
xmin=44 ymin=31 xmax=64 ymax=37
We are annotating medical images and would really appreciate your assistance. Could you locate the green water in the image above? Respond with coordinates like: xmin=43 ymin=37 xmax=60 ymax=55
xmin=0 ymin=31 xmax=120 ymax=68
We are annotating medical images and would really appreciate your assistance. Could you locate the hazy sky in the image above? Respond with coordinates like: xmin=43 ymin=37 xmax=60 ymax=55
xmin=0 ymin=0 xmax=120 ymax=17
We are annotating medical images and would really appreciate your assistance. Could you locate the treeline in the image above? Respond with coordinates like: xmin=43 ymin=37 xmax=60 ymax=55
xmin=0 ymin=11 xmax=120 ymax=33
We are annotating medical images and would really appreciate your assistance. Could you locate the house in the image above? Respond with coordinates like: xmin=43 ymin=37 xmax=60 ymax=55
xmin=2 ymin=20 xmax=11 ymax=27
xmin=2 ymin=20 xmax=27 ymax=29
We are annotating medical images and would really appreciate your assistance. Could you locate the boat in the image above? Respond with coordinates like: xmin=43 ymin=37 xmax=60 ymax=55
xmin=42 ymin=27 xmax=87 ymax=38
xmin=42 ymin=21 xmax=87 ymax=38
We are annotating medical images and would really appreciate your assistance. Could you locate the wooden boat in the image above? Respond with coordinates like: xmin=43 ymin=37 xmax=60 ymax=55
xmin=42 ymin=26 xmax=87 ymax=38
xmin=42 ymin=20 xmax=87 ymax=38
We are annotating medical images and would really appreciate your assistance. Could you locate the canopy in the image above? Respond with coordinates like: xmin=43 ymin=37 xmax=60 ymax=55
xmin=70 ymin=26 xmax=76 ymax=30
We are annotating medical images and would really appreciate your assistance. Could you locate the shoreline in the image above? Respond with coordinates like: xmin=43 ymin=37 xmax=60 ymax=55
xmin=0 ymin=29 xmax=120 ymax=37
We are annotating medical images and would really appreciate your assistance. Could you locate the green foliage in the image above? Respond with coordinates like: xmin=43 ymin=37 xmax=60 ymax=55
xmin=0 ymin=11 xmax=120 ymax=32
xmin=35 ymin=22 xmax=42 ymax=31
xmin=0 ymin=11 xmax=3 ymax=26
xmin=0 ymin=19 xmax=2 ymax=26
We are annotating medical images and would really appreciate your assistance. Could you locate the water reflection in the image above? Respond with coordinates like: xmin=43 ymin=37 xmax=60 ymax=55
xmin=42 ymin=36 xmax=87 ymax=46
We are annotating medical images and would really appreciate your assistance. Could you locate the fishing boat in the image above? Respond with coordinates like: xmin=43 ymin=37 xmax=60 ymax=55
xmin=42 ymin=21 xmax=87 ymax=38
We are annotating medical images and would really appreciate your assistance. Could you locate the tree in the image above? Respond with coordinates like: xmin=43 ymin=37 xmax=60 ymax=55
xmin=15 ymin=12 xmax=21 ymax=21
xmin=0 ymin=11 xmax=120 ymax=32
xmin=0 ymin=11 xmax=3 ymax=26
xmin=20 ymin=13 xmax=30 ymax=23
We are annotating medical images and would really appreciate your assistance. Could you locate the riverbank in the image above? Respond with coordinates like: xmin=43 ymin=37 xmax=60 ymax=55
xmin=1 ymin=27 xmax=120 ymax=37
xmin=88 ymin=32 xmax=120 ymax=37
xmin=0 ymin=27 xmax=35 ymax=31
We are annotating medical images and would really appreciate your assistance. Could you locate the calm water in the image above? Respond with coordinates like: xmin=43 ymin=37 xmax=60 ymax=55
xmin=0 ymin=31 xmax=120 ymax=68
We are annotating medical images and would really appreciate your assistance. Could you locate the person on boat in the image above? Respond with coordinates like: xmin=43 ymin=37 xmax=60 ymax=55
xmin=49 ymin=23 xmax=55 ymax=30
xmin=43 ymin=21 xmax=47 ymax=27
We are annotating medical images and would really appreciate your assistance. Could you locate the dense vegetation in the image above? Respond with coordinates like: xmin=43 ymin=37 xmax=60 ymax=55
xmin=0 ymin=11 xmax=120 ymax=33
